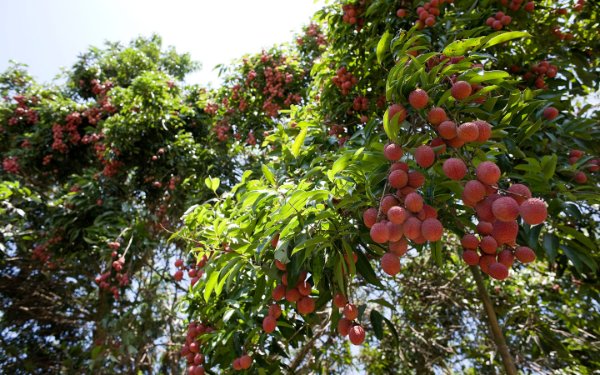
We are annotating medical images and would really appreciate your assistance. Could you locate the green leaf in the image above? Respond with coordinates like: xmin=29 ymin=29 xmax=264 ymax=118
xmin=561 ymin=245 xmax=584 ymax=274
xmin=557 ymin=225 xmax=597 ymax=251
xmin=369 ymin=298 xmax=395 ymax=309
xmin=203 ymin=269 xmax=219 ymax=302
xmin=356 ymin=250 xmax=382 ymax=287
xmin=543 ymin=233 xmax=559 ymax=263
xmin=370 ymin=309 xmax=384 ymax=339
xmin=481 ymin=31 xmax=530 ymax=50
xmin=540 ymin=154 xmax=557 ymax=180
xmin=327 ymin=153 xmax=351 ymax=182
xmin=376 ymin=30 xmax=392 ymax=65
xmin=333 ymin=259 xmax=345 ymax=295
xmin=465 ymin=70 xmax=510 ymax=83
xmin=291 ymin=122 xmax=309 ymax=157
xmin=442 ymin=37 xmax=485 ymax=57
xmin=382 ymin=316 xmax=399 ymax=344
xmin=204 ymin=177 xmax=220 ymax=192
xmin=261 ymin=164 xmax=276 ymax=187
xmin=383 ymin=108 xmax=401 ymax=143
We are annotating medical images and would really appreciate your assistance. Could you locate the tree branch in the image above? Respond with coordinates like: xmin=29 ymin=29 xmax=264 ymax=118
xmin=470 ymin=266 xmax=518 ymax=375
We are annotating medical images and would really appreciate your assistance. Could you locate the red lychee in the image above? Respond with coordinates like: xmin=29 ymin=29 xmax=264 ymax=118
xmin=476 ymin=161 xmax=501 ymax=185
xmin=380 ymin=253 xmax=401 ymax=276
xmin=519 ymin=198 xmax=547 ymax=225
xmin=443 ymin=158 xmax=467 ymax=180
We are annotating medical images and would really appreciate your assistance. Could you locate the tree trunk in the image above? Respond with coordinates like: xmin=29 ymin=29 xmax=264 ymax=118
xmin=470 ymin=266 xmax=518 ymax=375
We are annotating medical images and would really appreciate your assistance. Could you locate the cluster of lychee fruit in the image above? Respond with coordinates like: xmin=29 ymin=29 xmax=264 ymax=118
xmin=181 ymin=321 xmax=213 ymax=375
xmin=174 ymin=255 xmax=208 ymax=286
xmin=341 ymin=3 xmax=365 ymax=26
xmin=333 ymin=294 xmax=366 ymax=345
xmin=486 ymin=11 xmax=513 ymax=30
xmin=363 ymin=142 xmax=443 ymax=277
xmin=352 ymin=96 xmax=369 ymax=112
xmin=232 ymin=354 xmax=253 ymax=371
xmin=408 ymin=0 xmax=453 ymax=29
xmin=499 ymin=0 xmax=535 ymax=12
xmin=267 ymin=261 xmax=315 ymax=324
xmin=550 ymin=26 xmax=574 ymax=41
xmin=332 ymin=66 xmax=358 ymax=96
xmin=363 ymin=74 xmax=550 ymax=281
xmin=7 ymin=94 xmax=39 ymax=126
xmin=263 ymin=233 xmax=316 ymax=333
xmin=519 ymin=60 xmax=559 ymax=89
xmin=453 ymin=161 xmax=547 ymax=279
xmin=569 ymin=149 xmax=598 ymax=184
xmin=93 ymin=241 xmax=130 ymax=299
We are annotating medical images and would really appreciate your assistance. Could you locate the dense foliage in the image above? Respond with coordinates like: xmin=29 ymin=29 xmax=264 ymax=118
xmin=0 ymin=0 xmax=599 ymax=374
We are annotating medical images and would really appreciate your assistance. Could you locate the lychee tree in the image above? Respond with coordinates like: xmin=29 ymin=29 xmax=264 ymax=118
xmin=0 ymin=36 xmax=236 ymax=373
xmin=176 ymin=0 xmax=599 ymax=374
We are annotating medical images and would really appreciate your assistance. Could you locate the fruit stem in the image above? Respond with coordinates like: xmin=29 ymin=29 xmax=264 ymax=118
xmin=376 ymin=181 xmax=389 ymax=221
xmin=470 ymin=266 xmax=518 ymax=375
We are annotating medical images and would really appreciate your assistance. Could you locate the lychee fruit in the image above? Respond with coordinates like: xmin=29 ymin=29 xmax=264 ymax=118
xmin=389 ymin=238 xmax=408 ymax=256
xmin=491 ymin=196 xmax=520 ymax=222
xmin=409 ymin=88 xmax=429 ymax=109
xmin=443 ymin=158 xmax=467 ymax=180
xmin=348 ymin=325 xmax=366 ymax=345
xmin=415 ymin=145 xmax=435 ymax=168
xmin=408 ymin=171 xmax=425 ymax=188
xmin=387 ymin=222 xmax=404 ymax=242
xmin=507 ymin=184 xmax=532 ymax=205
xmin=462 ymin=250 xmax=480 ymax=265
xmin=451 ymin=81 xmax=472 ymax=100
xmin=515 ymin=246 xmax=536 ymax=263
xmin=519 ymin=198 xmax=547 ymax=225
xmin=474 ymin=120 xmax=492 ymax=143
xmin=457 ymin=122 xmax=479 ymax=142
xmin=421 ymin=218 xmax=443 ymax=241
xmin=337 ymin=317 xmax=352 ymax=336
xmin=334 ymin=293 xmax=347 ymax=308
xmin=477 ymin=221 xmax=493 ymax=235
xmin=343 ymin=303 xmax=358 ymax=320
xmin=380 ymin=195 xmax=399 ymax=214
xmin=403 ymin=217 xmax=422 ymax=240
xmin=497 ymin=249 xmax=514 ymax=267
xmin=389 ymin=104 xmax=407 ymax=123
xmin=427 ymin=107 xmax=447 ymax=126
xmin=491 ymin=220 xmax=519 ymax=245
xmin=389 ymin=169 xmax=409 ymax=188
xmin=461 ymin=234 xmax=479 ymax=249
xmin=381 ymin=253 xmax=401 ymax=276
xmin=479 ymin=235 xmax=498 ymax=254
xmin=438 ymin=120 xmax=457 ymax=140
xmin=463 ymin=180 xmax=486 ymax=203
xmin=387 ymin=206 xmax=409 ymax=224
xmin=297 ymin=296 xmax=316 ymax=315
xmin=476 ymin=161 xmax=501 ymax=185
xmin=404 ymin=192 xmax=424 ymax=213
xmin=543 ymin=107 xmax=558 ymax=120
xmin=488 ymin=262 xmax=509 ymax=280
xmin=384 ymin=143 xmax=403 ymax=161
xmin=263 ymin=316 xmax=276 ymax=333
xmin=363 ymin=208 xmax=378 ymax=228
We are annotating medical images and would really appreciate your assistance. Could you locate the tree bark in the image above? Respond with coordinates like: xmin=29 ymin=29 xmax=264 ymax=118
xmin=470 ymin=266 xmax=518 ymax=375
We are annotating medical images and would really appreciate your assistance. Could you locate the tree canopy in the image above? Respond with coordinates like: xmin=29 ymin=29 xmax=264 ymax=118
xmin=1 ymin=1 xmax=599 ymax=374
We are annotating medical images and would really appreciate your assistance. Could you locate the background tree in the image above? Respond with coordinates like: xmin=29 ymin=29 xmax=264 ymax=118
xmin=0 ymin=35 xmax=234 ymax=373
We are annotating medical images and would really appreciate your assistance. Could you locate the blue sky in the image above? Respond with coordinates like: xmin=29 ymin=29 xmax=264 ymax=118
xmin=0 ymin=0 xmax=325 ymax=86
